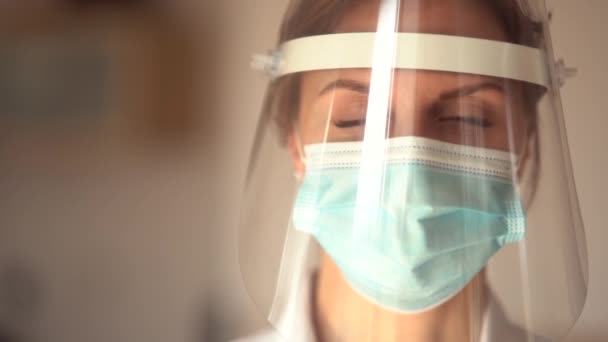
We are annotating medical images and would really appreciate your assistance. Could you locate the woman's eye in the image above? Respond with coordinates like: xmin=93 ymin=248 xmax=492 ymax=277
xmin=438 ymin=115 xmax=493 ymax=128
xmin=334 ymin=119 xmax=366 ymax=128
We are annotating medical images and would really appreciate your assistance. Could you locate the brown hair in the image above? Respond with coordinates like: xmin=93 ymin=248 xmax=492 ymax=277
xmin=264 ymin=0 xmax=544 ymax=145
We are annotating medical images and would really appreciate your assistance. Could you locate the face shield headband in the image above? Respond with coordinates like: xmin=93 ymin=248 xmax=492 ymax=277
xmin=254 ymin=32 xmax=549 ymax=87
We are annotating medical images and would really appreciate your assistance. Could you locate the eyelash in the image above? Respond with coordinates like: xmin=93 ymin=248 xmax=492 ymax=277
xmin=334 ymin=116 xmax=491 ymax=128
xmin=334 ymin=119 xmax=366 ymax=128
xmin=332 ymin=110 xmax=493 ymax=129
xmin=438 ymin=115 xmax=493 ymax=128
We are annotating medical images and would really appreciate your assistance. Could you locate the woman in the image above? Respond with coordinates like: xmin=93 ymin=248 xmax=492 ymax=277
xmin=237 ymin=0 xmax=587 ymax=341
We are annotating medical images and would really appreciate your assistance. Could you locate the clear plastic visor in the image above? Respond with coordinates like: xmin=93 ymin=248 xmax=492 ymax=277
xmin=240 ymin=1 xmax=587 ymax=341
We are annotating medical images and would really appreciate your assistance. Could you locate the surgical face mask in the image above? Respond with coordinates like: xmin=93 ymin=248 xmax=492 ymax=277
xmin=292 ymin=137 xmax=526 ymax=313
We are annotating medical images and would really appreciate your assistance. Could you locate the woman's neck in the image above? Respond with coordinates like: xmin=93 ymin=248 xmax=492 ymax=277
xmin=313 ymin=252 xmax=487 ymax=342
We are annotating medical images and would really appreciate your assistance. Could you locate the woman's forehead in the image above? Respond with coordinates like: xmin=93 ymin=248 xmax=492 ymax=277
xmin=335 ymin=0 xmax=508 ymax=42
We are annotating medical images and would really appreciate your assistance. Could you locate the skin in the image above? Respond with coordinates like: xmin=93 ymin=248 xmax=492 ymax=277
xmin=286 ymin=1 xmax=530 ymax=341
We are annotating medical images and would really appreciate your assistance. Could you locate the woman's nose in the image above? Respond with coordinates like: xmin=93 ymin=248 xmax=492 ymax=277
xmin=388 ymin=110 xmax=427 ymax=138
xmin=383 ymin=73 xmax=439 ymax=140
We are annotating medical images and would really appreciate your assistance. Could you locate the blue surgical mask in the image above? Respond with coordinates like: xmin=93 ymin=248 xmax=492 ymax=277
xmin=292 ymin=137 xmax=525 ymax=313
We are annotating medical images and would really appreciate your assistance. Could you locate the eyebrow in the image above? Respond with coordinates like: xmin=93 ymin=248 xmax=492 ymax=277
xmin=318 ymin=79 xmax=505 ymax=99
xmin=439 ymin=82 xmax=505 ymax=100
xmin=319 ymin=79 xmax=369 ymax=96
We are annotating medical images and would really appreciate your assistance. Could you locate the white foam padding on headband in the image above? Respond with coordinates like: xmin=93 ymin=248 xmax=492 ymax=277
xmin=278 ymin=33 xmax=548 ymax=87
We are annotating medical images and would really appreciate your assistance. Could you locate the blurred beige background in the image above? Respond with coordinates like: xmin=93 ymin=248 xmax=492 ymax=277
xmin=0 ymin=0 xmax=606 ymax=342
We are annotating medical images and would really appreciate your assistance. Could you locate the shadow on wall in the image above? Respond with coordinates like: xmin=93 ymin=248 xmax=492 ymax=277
xmin=0 ymin=262 xmax=44 ymax=342
xmin=0 ymin=332 xmax=21 ymax=342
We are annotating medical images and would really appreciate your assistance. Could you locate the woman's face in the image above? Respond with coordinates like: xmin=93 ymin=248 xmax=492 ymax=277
xmin=294 ymin=0 xmax=529 ymax=154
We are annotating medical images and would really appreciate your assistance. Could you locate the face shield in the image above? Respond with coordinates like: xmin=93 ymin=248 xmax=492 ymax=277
xmin=240 ymin=0 xmax=587 ymax=341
